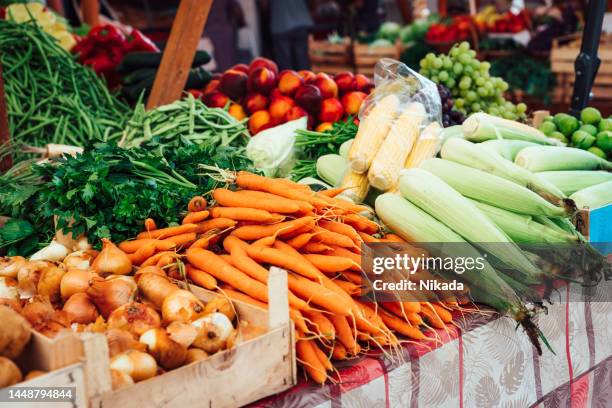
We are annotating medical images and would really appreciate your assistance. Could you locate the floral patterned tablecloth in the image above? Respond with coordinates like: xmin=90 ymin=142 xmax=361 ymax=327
xmin=252 ymin=286 xmax=612 ymax=408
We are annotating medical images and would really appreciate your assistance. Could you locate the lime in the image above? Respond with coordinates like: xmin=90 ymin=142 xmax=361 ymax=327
xmin=580 ymin=107 xmax=601 ymax=125
xmin=571 ymin=130 xmax=595 ymax=149
xmin=598 ymin=118 xmax=612 ymax=132
xmin=596 ymin=131 xmax=612 ymax=152
xmin=587 ymin=146 xmax=606 ymax=159
xmin=538 ymin=121 xmax=557 ymax=136
xmin=579 ymin=124 xmax=598 ymax=136
xmin=549 ymin=131 xmax=568 ymax=144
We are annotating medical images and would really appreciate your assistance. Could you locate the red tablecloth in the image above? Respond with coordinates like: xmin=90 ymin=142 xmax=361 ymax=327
xmin=252 ymin=286 xmax=612 ymax=407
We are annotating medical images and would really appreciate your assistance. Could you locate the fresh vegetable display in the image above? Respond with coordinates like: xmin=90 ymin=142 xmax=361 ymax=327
xmin=4 ymin=2 xmax=75 ymax=50
xmin=0 ymin=306 xmax=34 ymax=387
xmin=490 ymin=54 xmax=556 ymax=103
xmin=420 ymin=42 xmax=527 ymax=120
xmin=0 ymin=20 xmax=130 ymax=154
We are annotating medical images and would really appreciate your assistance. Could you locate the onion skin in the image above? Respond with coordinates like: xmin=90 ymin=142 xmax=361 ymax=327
xmin=0 ymin=256 xmax=27 ymax=278
xmin=92 ymin=239 xmax=133 ymax=276
xmin=0 ymin=277 xmax=19 ymax=301
xmin=62 ymin=293 xmax=99 ymax=325
xmin=0 ymin=298 xmax=22 ymax=314
xmin=60 ymin=269 xmax=95 ymax=300
xmin=63 ymin=250 xmax=98 ymax=270
xmin=111 ymin=368 xmax=134 ymax=390
xmin=139 ymin=328 xmax=187 ymax=370
xmin=185 ymin=348 xmax=209 ymax=364
xmin=136 ymin=273 xmax=179 ymax=309
xmin=0 ymin=356 xmax=22 ymax=387
xmin=161 ymin=290 xmax=205 ymax=324
xmin=108 ymin=303 xmax=161 ymax=338
xmin=105 ymin=329 xmax=146 ymax=358
xmin=191 ymin=313 xmax=234 ymax=354
xmin=110 ymin=350 xmax=157 ymax=382
xmin=22 ymin=297 xmax=55 ymax=329
xmin=166 ymin=321 xmax=198 ymax=348
xmin=37 ymin=266 xmax=66 ymax=305
xmin=87 ymin=276 xmax=137 ymax=318
xmin=204 ymin=298 xmax=236 ymax=321
xmin=17 ymin=261 xmax=50 ymax=299
xmin=0 ymin=305 xmax=32 ymax=359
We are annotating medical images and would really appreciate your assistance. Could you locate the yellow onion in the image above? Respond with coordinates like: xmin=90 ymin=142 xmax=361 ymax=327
xmin=110 ymin=350 xmax=157 ymax=382
xmin=0 ymin=277 xmax=19 ymax=301
xmin=0 ymin=356 xmax=22 ymax=387
xmin=107 ymin=302 xmax=161 ymax=338
xmin=105 ymin=328 xmax=146 ymax=358
xmin=203 ymin=297 xmax=236 ymax=321
xmin=63 ymin=250 xmax=98 ymax=270
xmin=60 ymin=269 xmax=95 ymax=300
xmin=161 ymin=290 xmax=205 ymax=324
xmin=110 ymin=368 xmax=134 ymax=390
xmin=22 ymin=296 xmax=55 ymax=329
xmin=62 ymin=293 xmax=99 ymax=324
xmin=0 ymin=256 xmax=27 ymax=278
xmin=87 ymin=276 xmax=137 ymax=318
xmin=17 ymin=261 xmax=50 ymax=299
xmin=30 ymin=241 xmax=69 ymax=262
xmin=191 ymin=313 xmax=234 ymax=354
xmin=139 ymin=328 xmax=187 ymax=370
xmin=185 ymin=348 xmax=209 ymax=364
xmin=37 ymin=266 xmax=66 ymax=304
xmin=24 ymin=370 xmax=46 ymax=381
xmin=166 ymin=321 xmax=198 ymax=348
xmin=91 ymin=239 xmax=132 ymax=276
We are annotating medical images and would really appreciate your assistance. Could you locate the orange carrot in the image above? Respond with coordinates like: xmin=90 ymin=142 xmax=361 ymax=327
xmin=137 ymin=223 xmax=199 ymax=240
xmin=210 ymin=207 xmax=284 ymax=223
xmin=341 ymin=271 xmax=362 ymax=285
xmin=303 ymin=310 xmax=335 ymax=340
xmin=310 ymin=340 xmax=333 ymax=371
xmin=343 ymin=213 xmax=379 ymax=234
xmin=236 ymin=172 xmax=330 ymax=208
xmin=213 ymin=188 xmax=300 ymax=213
xmin=197 ymin=218 xmax=237 ymax=233
xmin=302 ymin=242 xmax=333 ymax=253
xmin=419 ymin=303 xmax=446 ymax=329
xmin=190 ymin=232 xmax=220 ymax=249
xmin=119 ymin=239 xmax=175 ymax=253
xmin=185 ymin=264 xmax=217 ymax=290
xmin=161 ymin=232 xmax=198 ymax=248
xmin=377 ymin=309 xmax=425 ymax=340
xmin=156 ymin=253 xmax=176 ymax=268
xmin=286 ymin=232 xmax=316 ymax=249
xmin=357 ymin=231 xmax=379 ymax=243
xmin=286 ymin=274 xmax=352 ymax=316
xmin=231 ymin=217 xmax=315 ymax=241
xmin=247 ymin=245 xmax=320 ymax=281
xmin=327 ymin=246 xmax=362 ymax=271
xmin=328 ymin=314 xmax=358 ymax=354
xmin=432 ymin=303 xmax=453 ymax=323
xmin=186 ymin=248 xmax=268 ymax=303
xmin=141 ymin=251 xmax=175 ymax=267
xmin=127 ymin=242 xmax=157 ymax=266
xmin=296 ymin=337 xmax=327 ymax=384
xmin=331 ymin=343 xmax=347 ymax=360
xmin=382 ymin=233 xmax=405 ymax=243
xmin=319 ymin=220 xmax=361 ymax=243
xmin=333 ymin=279 xmax=361 ymax=295
xmin=188 ymin=196 xmax=207 ymax=212
xmin=381 ymin=301 xmax=421 ymax=317
xmin=182 ymin=210 xmax=210 ymax=225
xmin=144 ymin=218 xmax=157 ymax=231
xmin=303 ymin=254 xmax=354 ymax=273
xmin=312 ymin=227 xmax=356 ymax=248
xmin=318 ymin=187 xmax=349 ymax=197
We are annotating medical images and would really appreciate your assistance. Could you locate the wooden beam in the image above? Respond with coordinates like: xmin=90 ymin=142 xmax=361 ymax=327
xmin=146 ymin=0 xmax=213 ymax=109
xmin=0 ymin=63 xmax=12 ymax=173
xmin=80 ymin=0 xmax=100 ymax=27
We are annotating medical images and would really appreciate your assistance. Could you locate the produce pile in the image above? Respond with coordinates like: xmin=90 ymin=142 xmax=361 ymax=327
xmin=537 ymin=108 xmax=612 ymax=159
xmin=0 ymin=306 xmax=34 ymax=387
xmin=473 ymin=6 xmax=529 ymax=34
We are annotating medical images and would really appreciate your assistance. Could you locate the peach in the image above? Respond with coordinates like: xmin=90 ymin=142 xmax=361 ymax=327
xmin=316 ymin=122 xmax=333 ymax=132
xmin=244 ymin=93 xmax=269 ymax=114
xmin=278 ymin=70 xmax=304 ymax=97
xmin=341 ymin=91 xmax=367 ymax=116
xmin=202 ymin=91 xmax=229 ymax=108
xmin=228 ymin=104 xmax=246 ymax=120
xmin=269 ymin=95 xmax=295 ymax=125
xmin=269 ymin=88 xmax=283 ymax=101
xmin=220 ymin=69 xmax=248 ymax=100
xmin=318 ymin=98 xmax=343 ymax=123
xmin=295 ymin=84 xmax=322 ymax=114
xmin=230 ymin=63 xmax=249 ymax=74
xmin=285 ymin=106 xmax=308 ymax=122
xmin=334 ymin=72 xmax=354 ymax=95
xmin=249 ymin=57 xmax=278 ymax=75
xmin=352 ymin=74 xmax=372 ymax=92
xmin=247 ymin=67 xmax=277 ymax=95
xmin=204 ymin=79 xmax=220 ymax=94
xmin=313 ymin=73 xmax=338 ymax=99
xmin=248 ymin=110 xmax=272 ymax=135
xmin=298 ymin=70 xmax=316 ymax=83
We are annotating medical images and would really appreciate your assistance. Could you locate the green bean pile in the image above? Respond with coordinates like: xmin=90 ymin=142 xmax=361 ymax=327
xmin=0 ymin=20 xmax=130 ymax=152
xmin=118 ymin=94 xmax=250 ymax=149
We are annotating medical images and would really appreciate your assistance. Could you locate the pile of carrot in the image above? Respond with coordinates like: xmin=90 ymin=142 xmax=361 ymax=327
xmin=118 ymin=171 xmax=460 ymax=384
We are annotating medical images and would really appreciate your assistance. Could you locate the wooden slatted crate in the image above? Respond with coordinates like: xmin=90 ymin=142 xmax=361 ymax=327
xmin=308 ymin=36 xmax=353 ymax=74
xmin=353 ymin=41 xmax=401 ymax=77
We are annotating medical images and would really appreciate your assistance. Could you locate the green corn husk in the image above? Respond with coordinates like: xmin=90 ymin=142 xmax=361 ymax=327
xmin=570 ymin=181 xmax=612 ymax=210
xmin=538 ymin=171 xmax=612 ymax=196
xmin=462 ymin=113 xmax=562 ymax=145
xmin=481 ymin=139 xmax=539 ymax=161
xmin=515 ymin=146 xmax=612 ymax=172
xmin=420 ymin=158 xmax=568 ymax=217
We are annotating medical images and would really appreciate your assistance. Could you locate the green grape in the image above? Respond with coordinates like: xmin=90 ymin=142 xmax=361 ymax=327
xmin=443 ymin=58 xmax=453 ymax=69
xmin=453 ymin=63 xmax=463 ymax=75
xmin=455 ymin=98 xmax=465 ymax=108
xmin=477 ymin=87 xmax=488 ymax=97
xmin=468 ymin=50 xmax=476 ymax=58
xmin=484 ymin=81 xmax=494 ymax=91
xmin=459 ymin=42 xmax=470 ymax=51
xmin=475 ymin=77 xmax=485 ymax=86
xmin=445 ymin=78 xmax=456 ymax=89
xmin=499 ymin=81 xmax=509 ymax=92
xmin=463 ymin=65 xmax=474 ymax=75
xmin=438 ymin=71 xmax=449 ymax=81
xmin=516 ymin=102 xmax=527 ymax=114
xmin=466 ymin=91 xmax=477 ymax=102
xmin=420 ymin=59 xmax=428 ymax=69
xmin=471 ymin=60 xmax=480 ymax=69
xmin=488 ymin=107 xmax=499 ymax=116
xmin=431 ymin=75 xmax=439 ymax=83
xmin=433 ymin=58 xmax=443 ymax=69
xmin=458 ymin=53 xmax=471 ymax=65
xmin=460 ymin=89 xmax=468 ymax=97
xmin=472 ymin=103 xmax=481 ymax=112
xmin=480 ymin=61 xmax=491 ymax=72
xmin=426 ymin=53 xmax=436 ymax=62
xmin=450 ymin=47 xmax=460 ymax=57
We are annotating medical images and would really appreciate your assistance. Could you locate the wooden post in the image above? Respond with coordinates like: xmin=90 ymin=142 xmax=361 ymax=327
xmin=80 ymin=0 xmax=100 ymax=27
xmin=0 ymin=63 xmax=12 ymax=173
xmin=146 ymin=0 xmax=213 ymax=109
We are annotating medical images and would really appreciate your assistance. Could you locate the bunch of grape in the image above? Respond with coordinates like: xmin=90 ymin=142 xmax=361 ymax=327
xmin=437 ymin=84 xmax=466 ymax=127
xmin=420 ymin=41 xmax=527 ymax=121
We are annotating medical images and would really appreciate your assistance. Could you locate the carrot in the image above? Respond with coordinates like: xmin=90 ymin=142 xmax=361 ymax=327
xmin=119 ymin=239 xmax=175 ymax=253
xmin=220 ymin=287 xmax=308 ymax=333
xmin=286 ymin=233 xmax=316 ymax=249
xmin=236 ymin=172 xmax=331 ymax=208
xmin=137 ymin=224 xmax=199 ymax=240
xmin=357 ymin=231 xmax=379 ymax=243
xmin=231 ymin=217 xmax=315 ymax=241
xmin=319 ymin=220 xmax=361 ymax=243
xmin=141 ymin=251 xmax=175 ymax=267
xmin=341 ymin=271 xmax=362 ymax=285
xmin=286 ymin=274 xmax=352 ymax=316
xmin=303 ymin=310 xmax=335 ymax=340
xmin=161 ymin=232 xmax=198 ymax=248
xmin=156 ymin=253 xmax=176 ymax=268
xmin=239 ymin=190 xmax=315 ymax=215
xmin=127 ymin=242 xmax=157 ymax=266
xmin=331 ymin=343 xmax=347 ymax=360
xmin=328 ymin=314 xmax=358 ymax=354
xmin=188 ymin=196 xmax=207 ymax=212
xmin=213 ymin=188 xmax=300 ymax=213
xmin=302 ymin=242 xmax=333 ymax=253
xmin=381 ymin=301 xmax=421 ymax=317
xmin=343 ymin=213 xmax=379 ymax=234
xmin=272 ymin=177 xmax=312 ymax=191
xmin=190 ymin=232 xmax=220 ymax=249
xmin=318 ymin=187 xmax=350 ymax=197
xmin=182 ymin=210 xmax=210 ymax=225
xmin=327 ymin=246 xmax=361 ymax=271
xmin=185 ymin=264 xmax=217 ymax=290
xmin=377 ymin=309 xmax=425 ymax=340
xmin=197 ymin=218 xmax=237 ymax=233
xmin=316 ymin=193 xmax=371 ymax=214
xmin=247 ymin=245 xmax=320 ymax=281
xmin=187 ymin=248 xmax=269 ymax=303
xmin=210 ymin=207 xmax=284 ymax=223
xmin=431 ymin=303 xmax=453 ymax=323
xmin=382 ymin=233 xmax=405 ymax=243
xmin=419 ymin=303 xmax=446 ymax=329
xmin=310 ymin=340 xmax=333 ymax=371
xmin=144 ymin=218 xmax=157 ymax=231
xmin=296 ymin=337 xmax=327 ymax=384
xmin=303 ymin=254 xmax=354 ymax=273
xmin=333 ymin=279 xmax=361 ymax=295
xmin=312 ymin=227 xmax=355 ymax=248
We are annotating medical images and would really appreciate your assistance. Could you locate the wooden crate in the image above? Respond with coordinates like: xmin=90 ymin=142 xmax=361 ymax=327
xmin=308 ymin=36 xmax=353 ymax=74
xmin=551 ymin=34 xmax=612 ymax=102
xmin=353 ymin=42 xmax=401 ymax=77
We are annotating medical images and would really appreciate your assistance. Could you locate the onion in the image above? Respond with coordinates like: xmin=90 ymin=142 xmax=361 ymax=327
xmin=110 ymin=368 xmax=134 ymax=390
xmin=136 ymin=272 xmax=179 ymax=309
xmin=60 ymin=269 xmax=95 ymax=300
xmin=91 ymin=239 xmax=132 ymax=276
xmin=87 ymin=276 xmax=137 ymax=318
xmin=105 ymin=329 xmax=146 ymax=358
xmin=134 ymin=266 xmax=166 ymax=279
xmin=185 ymin=348 xmax=209 ymax=364
xmin=0 ymin=298 xmax=22 ymax=313
xmin=0 ymin=277 xmax=19 ymax=300
xmin=166 ymin=321 xmax=198 ymax=348
xmin=37 ymin=266 xmax=66 ymax=304
xmin=110 ymin=350 xmax=157 ymax=382
xmin=25 ymin=370 xmax=46 ymax=381
xmin=62 ymin=293 xmax=99 ymax=324
xmin=139 ymin=328 xmax=187 ymax=370
xmin=161 ymin=290 xmax=205 ymax=324
xmin=108 ymin=302 xmax=161 ymax=338
xmin=203 ymin=297 xmax=236 ymax=321
xmin=191 ymin=313 xmax=234 ymax=354
xmin=74 ymin=236 xmax=92 ymax=252
xmin=17 ymin=261 xmax=50 ymax=299
xmin=22 ymin=296 xmax=55 ymax=329
xmin=0 ymin=256 xmax=27 ymax=278
xmin=63 ymin=250 xmax=98 ymax=270
xmin=30 ymin=241 xmax=69 ymax=262
xmin=0 ymin=356 xmax=22 ymax=387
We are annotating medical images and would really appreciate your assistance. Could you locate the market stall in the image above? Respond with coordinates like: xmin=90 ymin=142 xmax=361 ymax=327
xmin=0 ymin=1 xmax=611 ymax=407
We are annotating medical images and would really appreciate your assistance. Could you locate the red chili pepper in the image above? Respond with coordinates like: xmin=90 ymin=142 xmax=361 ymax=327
xmin=89 ymin=24 xmax=126 ymax=48
xmin=72 ymin=37 xmax=96 ymax=60
xmin=187 ymin=89 xmax=204 ymax=99
xmin=125 ymin=29 xmax=159 ymax=53
xmin=84 ymin=53 xmax=116 ymax=74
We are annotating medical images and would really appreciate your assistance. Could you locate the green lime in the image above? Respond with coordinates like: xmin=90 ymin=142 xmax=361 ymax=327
xmin=579 ymin=124 xmax=598 ymax=136
xmin=596 ymin=131 xmax=612 ymax=152
xmin=598 ymin=118 xmax=612 ymax=132
xmin=549 ymin=131 xmax=568 ymax=144
xmin=538 ymin=121 xmax=557 ymax=136
xmin=588 ymin=146 xmax=606 ymax=159
xmin=571 ymin=130 xmax=596 ymax=149
xmin=580 ymin=107 xmax=602 ymax=125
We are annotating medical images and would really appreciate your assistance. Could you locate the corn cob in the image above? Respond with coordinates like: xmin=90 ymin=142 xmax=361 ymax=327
xmin=481 ymin=139 xmax=538 ymax=161
xmin=570 ymin=181 xmax=612 ymax=209
xmin=515 ymin=146 xmax=612 ymax=172
xmin=338 ymin=170 xmax=370 ymax=203
xmin=404 ymin=122 xmax=442 ymax=168
xmin=537 ymin=171 xmax=612 ymax=195
xmin=462 ymin=112 xmax=562 ymax=145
